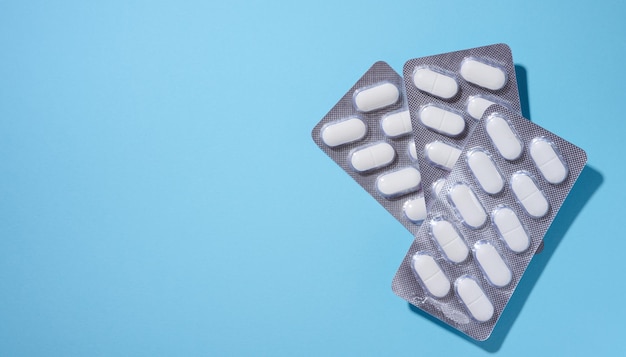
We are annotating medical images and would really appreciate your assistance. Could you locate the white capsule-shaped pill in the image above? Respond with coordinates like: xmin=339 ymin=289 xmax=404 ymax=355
xmin=511 ymin=172 xmax=549 ymax=218
xmin=424 ymin=141 xmax=462 ymax=170
xmin=430 ymin=218 xmax=469 ymax=263
xmin=460 ymin=58 xmax=507 ymax=91
xmin=411 ymin=253 xmax=451 ymax=298
xmin=432 ymin=178 xmax=446 ymax=196
xmin=466 ymin=149 xmax=504 ymax=195
xmin=485 ymin=114 xmax=523 ymax=161
xmin=455 ymin=276 xmax=494 ymax=323
xmin=467 ymin=96 xmax=496 ymax=120
xmin=492 ymin=206 xmax=530 ymax=253
xmin=381 ymin=110 xmax=412 ymax=138
xmin=320 ymin=117 xmax=367 ymax=147
xmin=530 ymin=137 xmax=568 ymax=184
xmin=403 ymin=197 xmax=426 ymax=223
xmin=353 ymin=82 xmax=400 ymax=112
xmin=448 ymin=183 xmax=487 ymax=228
xmin=418 ymin=105 xmax=465 ymax=137
xmin=474 ymin=241 xmax=512 ymax=287
xmin=376 ymin=167 xmax=421 ymax=198
xmin=349 ymin=142 xmax=396 ymax=172
xmin=466 ymin=95 xmax=510 ymax=120
xmin=408 ymin=141 xmax=418 ymax=161
xmin=413 ymin=67 xmax=459 ymax=99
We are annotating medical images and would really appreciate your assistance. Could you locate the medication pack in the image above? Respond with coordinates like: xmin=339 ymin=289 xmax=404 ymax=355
xmin=311 ymin=61 xmax=426 ymax=234
xmin=403 ymin=43 xmax=522 ymax=212
xmin=310 ymin=44 xmax=587 ymax=340
xmin=391 ymin=105 xmax=586 ymax=340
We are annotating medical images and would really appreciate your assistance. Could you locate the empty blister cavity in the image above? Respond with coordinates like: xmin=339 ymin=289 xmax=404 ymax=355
xmin=381 ymin=110 xmax=412 ymax=138
xmin=448 ymin=183 xmax=487 ymax=229
xmin=430 ymin=218 xmax=469 ymax=263
xmin=353 ymin=82 xmax=400 ymax=112
xmin=321 ymin=117 xmax=367 ymax=147
xmin=485 ymin=114 xmax=523 ymax=160
xmin=418 ymin=105 xmax=465 ymax=137
xmin=460 ymin=58 xmax=507 ymax=91
xmin=474 ymin=241 xmax=512 ymax=287
xmin=455 ymin=276 xmax=494 ymax=323
xmin=510 ymin=172 xmax=549 ymax=218
xmin=412 ymin=67 xmax=459 ymax=99
xmin=467 ymin=95 xmax=510 ymax=120
xmin=530 ymin=137 xmax=569 ymax=184
xmin=349 ymin=142 xmax=395 ymax=172
xmin=492 ymin=206 xmax=530 ymax=253
xmin=411 ymin=253 xmax=451 ymax=298
xmin=466 ymin=148 xmax=504 ymax=195
xmin=403 ymin=197 xmax=426 ymax=223
xmin=424 ymin=141 xmax=462 ymax=170
xmin=376 ymin=167 xmax=421 ymax=198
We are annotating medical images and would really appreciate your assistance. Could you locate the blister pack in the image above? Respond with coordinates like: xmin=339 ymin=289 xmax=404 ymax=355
xmin=391 ymin=105 xmax=587 ymax=340
xmin=404 ymin=44 xmax=521 ymax=211
xmin=311 ymin=61 xmax=427 ymax=233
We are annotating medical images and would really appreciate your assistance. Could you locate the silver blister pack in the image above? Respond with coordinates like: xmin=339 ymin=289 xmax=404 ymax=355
xmin=392 ymin=105 xmax=587 ymax=340
xmin=404 ymin=44 xmax=521 ymax=212
xmin=312 ymin=61 xmax=426 ymax=234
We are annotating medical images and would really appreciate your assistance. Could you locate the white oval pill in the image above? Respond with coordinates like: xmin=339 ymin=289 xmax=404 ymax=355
xmin=455 ymin=276 xmax=494 ymax=322
xmin=320 ymin=117 xmax=367 ymax=147
xmin=432 ymin=178 xmax=446 ymax=196
xmin=376 ymin=167 xmax=421 ymax=198
xmin=460 ymin=58 xmax=507 ymax=91
xmin=424 ymin=141 xmax=462 ymax=170
xmin=408 ymin=141 xmax=418 ymax=161
xmin=418 ymin=105 xmax=465 ymax=137
xmin=530 ymin=137 xmax=568 ymax=184
xmin=448 ymin=183 xmax=487 ymax=228
xmin=403 ymin=197 xmax=426 ymax=223
xmin=413 ymin=67 xmax=458 ymax=99
xmin=353 ymin=82 xmax=399 ymax=112
xmin=349 ymin=142 xmax=396 ymax=172
xmin=474 ymin=241 xmax=512 ymax=287
xmin=492 ymin=206 xmax=530 ymax=253
xmin=511 ymin=172 xmax=549 ymax=218
xmin=467 ymin=95 xmax=503 ymax=120
xmin=466 ymin=149 xmax=504 ymax=195
xmin=381 ymin=110 xmax=412 ymax=138
xmin=485 ymin=114 xmax=523 ymax=161
xmin=430 ymin=219 xmax=469 ymax=263
xmin=411 ymin=253 xmax=451 ymax=298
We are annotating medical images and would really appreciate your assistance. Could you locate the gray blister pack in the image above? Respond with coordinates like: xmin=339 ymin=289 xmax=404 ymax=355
xmin=312 ymin=61 xmax=427 ymax=233
xmin=404 ymin=44 xmax=521 ymax=212
xmin=392 ymin=105 xmax=587 ymax=340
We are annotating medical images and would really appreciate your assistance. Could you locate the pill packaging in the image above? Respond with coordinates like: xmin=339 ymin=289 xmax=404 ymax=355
xmin=311 ymin=61 xmax=428 ymax=233
xmin=403 ymin=44 xmax=522 ymax=211
xmin=392 ymin=105 xmax=587 ymax=340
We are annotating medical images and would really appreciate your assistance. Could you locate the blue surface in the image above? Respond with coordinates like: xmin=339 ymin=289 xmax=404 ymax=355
xmin=0 ymin=1 xmax=623 ymax=355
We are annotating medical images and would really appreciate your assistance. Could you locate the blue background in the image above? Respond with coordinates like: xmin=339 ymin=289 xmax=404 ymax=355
xmin=0 ymin=1 xmax=622 ymax=355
